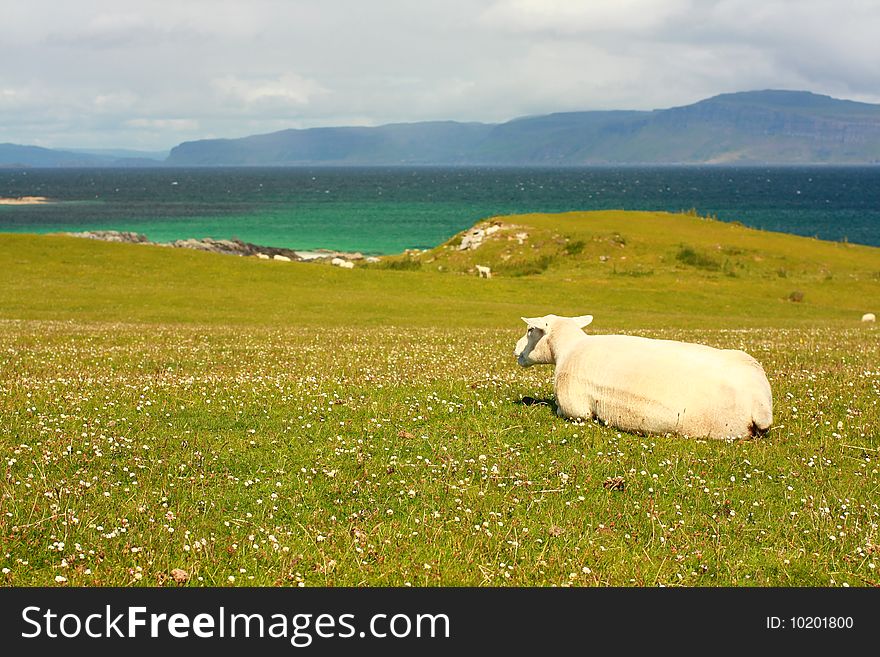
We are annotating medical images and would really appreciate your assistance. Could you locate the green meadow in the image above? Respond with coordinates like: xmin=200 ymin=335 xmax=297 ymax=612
xmin=1 ymin=210 xmax=878 ymax=586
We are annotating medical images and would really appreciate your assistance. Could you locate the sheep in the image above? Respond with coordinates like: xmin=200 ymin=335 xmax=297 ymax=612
xmin=476 ymin=264 xmax=492 ymax=279
xmin=273 ymin=254 xmax=291 ymax=262
xmin=513 ymin=314 xmax=773 ymax=439
xmin=331 ymin=257 xmax=354 ymax=269
xmin=862 ymin=313 xmax=876 ymax=323
xmin=256 ymin=253 xmax=270 ymax=260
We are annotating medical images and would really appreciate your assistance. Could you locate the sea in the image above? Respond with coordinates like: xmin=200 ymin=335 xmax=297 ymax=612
xmin=1 ymin=166 xmax=878 ymax=254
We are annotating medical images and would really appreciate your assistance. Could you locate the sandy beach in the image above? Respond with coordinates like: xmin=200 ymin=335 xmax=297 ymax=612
xmin=0 ymin=196 xmax=52 ymax=205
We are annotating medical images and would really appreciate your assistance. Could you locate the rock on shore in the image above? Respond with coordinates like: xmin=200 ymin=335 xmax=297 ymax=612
xmin=64 ymin=230 xmax=369 ymax=263
xmin=69 ymin=230 xmax=150 ymax=244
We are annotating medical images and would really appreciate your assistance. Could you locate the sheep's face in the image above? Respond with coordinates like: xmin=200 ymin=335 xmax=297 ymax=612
xmin=514 ymin=314 xmax=594 ymax=367
xmin=515 ymin=319 xmax=554 ymax=367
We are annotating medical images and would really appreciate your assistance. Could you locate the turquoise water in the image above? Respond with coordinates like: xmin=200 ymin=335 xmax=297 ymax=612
xmin=1 ymin=166 xmax=878 ymax=253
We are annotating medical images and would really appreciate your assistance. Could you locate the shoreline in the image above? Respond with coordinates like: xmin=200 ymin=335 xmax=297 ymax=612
xmin=62 ymin=230 xmax=379 ymax=263
xmin=0 ymin=196 xmax=52 ymax=205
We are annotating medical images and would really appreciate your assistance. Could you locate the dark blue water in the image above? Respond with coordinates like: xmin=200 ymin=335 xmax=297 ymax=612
xmin=0 ymin=166 xmax=878 ymax=253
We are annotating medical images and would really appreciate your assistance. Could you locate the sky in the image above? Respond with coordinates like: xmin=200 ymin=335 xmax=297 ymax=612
xmin=2 ymin=0 xmax=879 ymax=151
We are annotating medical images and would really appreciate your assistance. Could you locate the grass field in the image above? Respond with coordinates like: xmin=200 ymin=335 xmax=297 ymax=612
xmin=1 ymin=210 xmax=878 ymax=586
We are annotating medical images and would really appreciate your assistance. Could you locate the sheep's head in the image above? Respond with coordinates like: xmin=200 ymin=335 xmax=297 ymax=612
xmin=514 ymin=314 xmax=593 ymax=367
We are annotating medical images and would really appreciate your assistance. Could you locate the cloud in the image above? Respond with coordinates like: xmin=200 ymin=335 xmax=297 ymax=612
xmin=0 ymin=87 xmax=35 ymax=111
xmin=93 ymin=91 xmax=139 ymax=112
xmin=480 ymin=0 xmax=691 ymax=35
xmin=697 ymin=0 xmax=880 ymax=97
xmin=213 ymin=74 xmax=328 ymax=109
xmin=125 ymin=118 xmax=200 ymax=131
xmin=3 ymin=0 xmax=880 ymax=148
xmin=40 ymin=2 xmax=264 ymax=49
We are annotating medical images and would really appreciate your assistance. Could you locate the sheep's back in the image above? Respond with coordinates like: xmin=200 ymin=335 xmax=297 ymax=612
xmin=555 ymin=335 xmax=770 ymax=437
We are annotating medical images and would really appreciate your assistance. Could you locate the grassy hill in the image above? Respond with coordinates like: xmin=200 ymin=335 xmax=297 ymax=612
xmin=2 ymin=210 xmax=873 ymax=328
xmin=1 ymin=212 xmax=878 ymax=587
xmin=374 ymin=210 xmax=879 ymax=324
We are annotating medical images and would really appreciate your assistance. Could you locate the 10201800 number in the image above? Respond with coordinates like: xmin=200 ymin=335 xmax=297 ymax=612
xmin=790 ymin=617 xmax=853 ymax=629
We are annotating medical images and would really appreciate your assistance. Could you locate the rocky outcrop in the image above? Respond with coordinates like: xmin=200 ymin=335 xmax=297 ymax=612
xmin=458 ymin=224 xmax=502 ymax=250
xmin=64 ymin=230 xmax=368 ymax=262
xmin=168 ymin=237 xmax=301 ymax=260
xmin=66 ymin=230 xmax=301 ymax=259
xmin=296 ymin=249 xmax=365 ymax=262
xmin=68 ymin=230 xmax=150 ymax=243
xmin=454 ymin=221 xmax=525 ymax=251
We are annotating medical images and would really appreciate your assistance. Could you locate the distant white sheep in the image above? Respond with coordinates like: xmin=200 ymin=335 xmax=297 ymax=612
xmin=476 ymin=264 xmax=492 ymax=279
xmin=256 ymin=253 xmax=270 ymax=260
xmin=331 ymin=257 xmax=354 ymax=269
xmin=862 ymin=312 xmax=876 ymax=322
xmin=273 ymin=254 xmax=291 ymax=262
xmin=514 ymin=314 xmax=773 ymax=439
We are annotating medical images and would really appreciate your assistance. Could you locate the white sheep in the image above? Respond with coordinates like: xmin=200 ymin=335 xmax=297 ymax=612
xmin=862 ymin=313 xmax=876 ymax=323
xmin=273 ymin=254 xmax=291 ymax=262
xmin=514 ymin=314 xmax=773 ymax=439
xmin=476 ymin=264 xmax=492 ymax=279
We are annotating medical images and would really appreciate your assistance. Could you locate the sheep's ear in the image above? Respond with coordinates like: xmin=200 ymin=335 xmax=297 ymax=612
xmin=573 ymin=315 xmax=593 ymax=329
xmin=521 ymin=316 xmax=550 ymax=332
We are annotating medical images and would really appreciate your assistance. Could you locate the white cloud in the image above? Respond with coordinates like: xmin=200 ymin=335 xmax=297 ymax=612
xmin=2 ymin=0 xmax=880 ymax=148
xmin=93 ymin=91 xmax=139 ymax=112
xmin=480 ymin=0 xmax=691 ymax=34
xmin=125 ymin=118 xmax=200 ymax=131
xmin=213 ymin=74 xmax=328 ymax=109
xmin=0 ymin=87 xmax=34 ymax=110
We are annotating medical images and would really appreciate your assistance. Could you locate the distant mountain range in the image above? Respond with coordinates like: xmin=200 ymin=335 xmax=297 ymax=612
xmin=0 ymin=143 xmax=167 ymax=168
xmin=5 ymin=90 xmax=880 ymax=167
